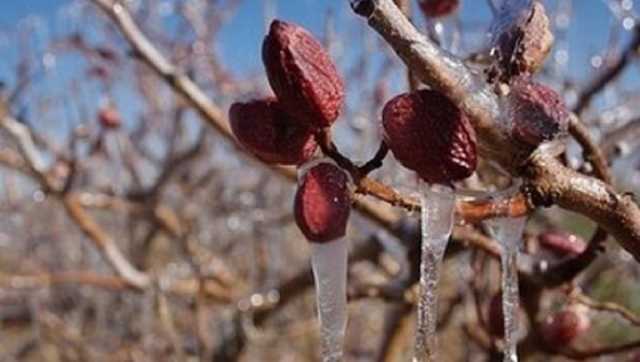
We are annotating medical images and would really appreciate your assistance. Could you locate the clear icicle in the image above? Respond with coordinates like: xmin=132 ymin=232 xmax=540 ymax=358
xmin=414 ymin=183 xmax=455 ymax=362
xmin=310 ymin=238 xmax=348 ymax=362
xmin=490 ymin=216 xmax=527 ymax=362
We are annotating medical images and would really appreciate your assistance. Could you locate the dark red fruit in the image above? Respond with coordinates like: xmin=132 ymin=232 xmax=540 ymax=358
xmin=538 ymin=231 xmax=587 ymax=257
xmin=418 ymin=0 xmax=459 ymax=18
xmin=508 ymin=76 xmax=569 ymax=150
xmin=541 ymin=306 xmax=590 ymax=350
xmin=294 ymin=162 xmax=351 ymax=243
xmin=98 ymin=105 xmax=121 ymax=129
xmin=262 ymin=20 xmax=344 ymax=129
xmin=382 ymin=89 xmax=477 ymax=185
xmin=229 ymin=98 xmax=317 ymax=166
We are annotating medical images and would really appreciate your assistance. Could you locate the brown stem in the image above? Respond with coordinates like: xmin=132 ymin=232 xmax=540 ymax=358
xmin=351 ymin=0 xmax=640 ymax=263
xmin=524 ymin=153 xmax=640 ymax=262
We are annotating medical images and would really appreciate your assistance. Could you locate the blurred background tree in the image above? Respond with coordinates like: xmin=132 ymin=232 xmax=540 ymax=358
xmin=1 ymin=0 xmax=640 ymax=361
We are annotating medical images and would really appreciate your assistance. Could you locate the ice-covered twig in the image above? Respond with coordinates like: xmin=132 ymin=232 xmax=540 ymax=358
xmin=349 ymin=0 xmax=640 ymax=263
xmin=295 ymin=160 xmax=352 ymax=362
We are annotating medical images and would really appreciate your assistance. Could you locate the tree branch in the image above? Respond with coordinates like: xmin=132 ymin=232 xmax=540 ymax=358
xmin=351 ymin=0 xmax=640 ymax=262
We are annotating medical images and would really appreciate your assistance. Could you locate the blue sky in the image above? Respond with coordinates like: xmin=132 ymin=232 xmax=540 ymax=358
xmin=0 ymin=0 xmax=636 ymax=121
xmin=0 ymin=0 xmax=626 ymax=79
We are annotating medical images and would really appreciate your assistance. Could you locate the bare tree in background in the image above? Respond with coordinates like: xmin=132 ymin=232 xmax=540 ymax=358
xmin=1 ymin=0 xmax=640 ymax=361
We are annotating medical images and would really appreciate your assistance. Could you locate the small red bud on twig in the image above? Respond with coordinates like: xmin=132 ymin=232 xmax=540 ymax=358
xmin=263 ymin=20 xmax=344 ymax=129
xmin=382 ymin=89 xmax=477 ymax=184
xmin=229 ymin=98 xmax=318 ymax=166
xmin=507 ymin=76 xmax=569 ymax=150
xmin=294 ymin=162 xmax=351 ymax=243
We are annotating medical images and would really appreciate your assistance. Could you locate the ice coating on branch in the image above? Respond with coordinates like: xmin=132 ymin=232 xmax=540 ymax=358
xmin=311 ymin=239 xmax=348 ymax=362
xmin=414 ymin=183 xmax=455 ymax=362
xmin=489 ymin=216 xmax=527 ymax=362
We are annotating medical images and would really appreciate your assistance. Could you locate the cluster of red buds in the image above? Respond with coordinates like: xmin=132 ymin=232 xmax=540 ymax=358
xmin=229 ymin=20 xmax=345 ymax=167
xmin=229 ymin=20 xmax=350 ymax=242
xmin=483 ymin=1 xmax=569 ymax=155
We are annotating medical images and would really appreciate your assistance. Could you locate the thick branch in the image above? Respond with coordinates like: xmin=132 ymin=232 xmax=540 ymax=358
xmin=525 ymin=153 xmax=640 ymax=262
xmin=350 ymin=0 xmax=526 ymax=170
xmin=352 ymin=0 xmax=640 ymax=261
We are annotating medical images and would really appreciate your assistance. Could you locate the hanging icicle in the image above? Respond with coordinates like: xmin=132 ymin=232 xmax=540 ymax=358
xmin=381 ymin=88 xmax=478 ymax=361
xmin=488 ymin=211 xmax=527 ymax=362
xmin=414 ymin=183 xmax=456 ymax=362
xmin=311 ymin=239 xmax=348 ymax=362
xmin=294 ymin=161 xmax=352 ymax=362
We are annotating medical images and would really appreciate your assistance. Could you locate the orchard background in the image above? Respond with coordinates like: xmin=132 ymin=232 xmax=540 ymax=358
xmin=1 ymin=0 xmax=640 ymax=361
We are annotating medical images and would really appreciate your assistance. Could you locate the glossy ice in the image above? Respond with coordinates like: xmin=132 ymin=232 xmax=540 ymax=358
xmin=414 ymin=184 xmax=455 ymax=362
xmin=311 ymin=239 xmax=348 ymax=362
xmin=490 ymin=216 xmax=527 ymax=362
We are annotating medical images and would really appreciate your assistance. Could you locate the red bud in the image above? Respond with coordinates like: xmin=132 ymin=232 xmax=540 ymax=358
xmin=541 ymin=306 xmax=590 ymax=349
xmin=382 ymin=89 xmax=477 ymax=184
xmin=489 ymin=2 xmax=553 ymax=80
xmin=294 ymin=162 xmax=351 ymax=243
xmin=262 ymin=20 xmax=344 ymax=129
xmin=508 ymin=76 xmax=569 ymax=150
xmin=229 ymin=98 xmax=317 ymax=166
